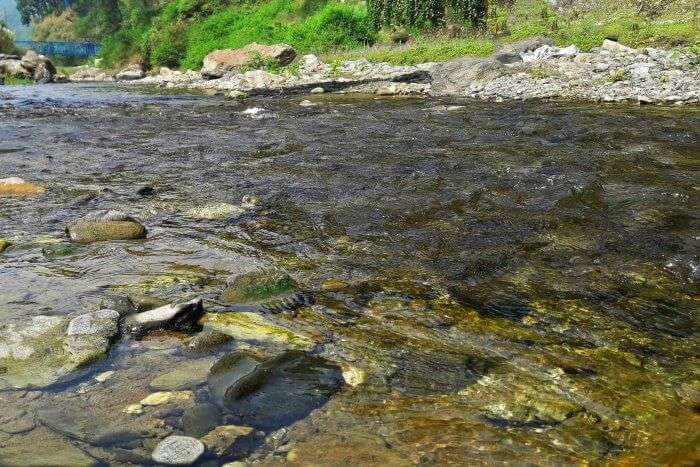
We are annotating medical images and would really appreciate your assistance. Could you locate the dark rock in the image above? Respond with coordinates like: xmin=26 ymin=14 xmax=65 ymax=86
xmin=122 ymin=298 xmax=204 ymax=338
xmin=182 ymin=403 xmax=220 ymax=437
xmin=137 ymin=185 xmax=155 ymax=196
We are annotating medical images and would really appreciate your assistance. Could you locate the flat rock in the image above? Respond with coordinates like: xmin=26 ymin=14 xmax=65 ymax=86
xmin=201 ymin=43 xmax=296 ymax=78
xmin=37 ymin=407 xmax=142 ymax=447
xmin=200 ymin=312 xmax=314 ymax=350
xmin=140 ymin=391 xmax=194 ymax=406
xmin=182 ymin=403 xmax=220 ymax=437
xmin=149 ymin=358 xmax=215 ymax=390
xmin=0 ymin=426 xmax=98 ymax=467
xmin=152 ymin=435 xmax=205 ymax=465
xmin=184 ymin=202 xmax=246 ymax=220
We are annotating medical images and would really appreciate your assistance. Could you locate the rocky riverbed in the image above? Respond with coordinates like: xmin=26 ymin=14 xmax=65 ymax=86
xmin=0 ymin=82 xmax=699 ymax=465
xmin=66 ymin=37 xmax=700 ymax=106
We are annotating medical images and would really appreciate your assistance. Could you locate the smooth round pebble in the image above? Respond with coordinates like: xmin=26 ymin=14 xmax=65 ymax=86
xmin=152 ymin=435 xmax=205 ymax=465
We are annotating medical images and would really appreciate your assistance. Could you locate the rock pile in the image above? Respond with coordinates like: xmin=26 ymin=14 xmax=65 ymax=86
xmin=0 ymin=50 xmax=56 ymax=83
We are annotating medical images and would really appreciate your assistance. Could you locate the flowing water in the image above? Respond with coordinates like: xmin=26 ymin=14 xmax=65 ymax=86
xmin=0 ymin=83 xmax=698 ymax=465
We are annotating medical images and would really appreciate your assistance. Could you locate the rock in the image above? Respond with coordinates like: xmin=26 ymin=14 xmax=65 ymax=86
xmin=221 ymin=269 xmax=306 ymax=313
xmin=66 ymin=210 xmax=147 ymax=243
xmin=37 ymin=407 xmax=142 ymax=447
xmin=99 ymin=295 xmax=137 ymax=317
xmin=0 ymin=177 xmax=45 ymax=197
xmin=0 ymin=313 xmax=117 ymax=389
xmin=21 ymin=50 xmax=56 ymax=83
xmin=207 ymin=351 xmax=264 ymax=407
xmin=115 ymin=63 xmax=145 ymax=81
xmin=240 ymin=194 xmax=262 ymax=210
xmin=200 ymin=312 xmax=314 ymax=350
xmin=0 ymin=239 xmax=11 ymax=252
xmin=299 ymin=99 xmax=316 ymax=107
xmin=602 ymin=39 xmax=635 ymax=53
xmin=123 ymin=404 xmax=144 ymax=415
xmin=637 ymin=95 xmax=654 ymax=104
xmin=341 ymin=365 xmax=367 ymax=387
xmin=376 ymin=84 xmax=399 ymax=96
xmin=140 ymin=391 xmax=194 ymax=406
xmin=430 ymin=58 xmax=506 ymax=96
xmin=1 ymin=427 xmax=98 ymax=467
xmin=631 ymin=64 xmax=651 ymax=80
xmin=521 ymin=44 xmax=578 ymax=63
xmin=186 ymin=330 xmax=233 ymax=352
xmin=201 ymin=43 xmax=296 ymax=78
xmin=0 ymin=407 xmax=36 ymax=434
xmin=299 ymin=55 xmax=330 ymax=77
xmin=94 ymin=370 xmax=115 ymax=383
xmin=182 ymin=403 xmax=220 ymax=437
xmin=69 ymin=66 xmax=110 ymax=82
xmin=122 ymin=298 xmax=204 ymax=338
xmin=66 ymin=309 xmax=120 ymax=338
xmin=200 ymin=425 xmax=255 ymax=457
xmin=136 ymin=185 xmax=155 ymax=196
xmin=310 ymin=86 xmax=325 ymax=94
xmin=184 ymin=202 xmax=246 ymax=220
xmin=149 ymin=358 xmax=215 ymax=390
xmin=494 ymin=37 xmax=554 ymax=64
xmin=152 ymin=436 xmax=205 ymax=465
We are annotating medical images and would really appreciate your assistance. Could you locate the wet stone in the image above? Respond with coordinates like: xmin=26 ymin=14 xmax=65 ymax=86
xmin=66 ymin=210 xmax=147 ymax=243
xmin=152 ymin=435 xmax=205 ymax=466
xmin=122 ymin=298 xmax=204 ymax=337
xmin=200 ymin=425 xmax=256 ymax=457
xmin=182 ymin=403 xmax=220 ymax=437
xmin=149 ymin=358 xmax=215 ymax=391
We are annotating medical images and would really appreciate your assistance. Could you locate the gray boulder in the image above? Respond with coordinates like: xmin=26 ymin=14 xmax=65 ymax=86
xmin=201 ymin=43 xmax=296 ymax=79
xmin=115 ymin=63 xmax=145 ymax=81
xmin=152 ymin=436 xmax=205 ymax=465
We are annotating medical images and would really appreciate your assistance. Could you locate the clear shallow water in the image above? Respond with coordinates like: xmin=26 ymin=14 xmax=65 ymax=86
xmin=0 ymin=83 xmax=698 ymax=465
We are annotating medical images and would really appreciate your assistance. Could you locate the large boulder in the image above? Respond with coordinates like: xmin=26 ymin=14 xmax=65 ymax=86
xmin=0 ymin=50 xmax=57 ymax=83
xmin=115 ymin=63 xmax=145 ymax=81
xmin=201 ymin=43 xmax=296 ymax=78
xmin=66 ymin=210 xmax=147 ymax=243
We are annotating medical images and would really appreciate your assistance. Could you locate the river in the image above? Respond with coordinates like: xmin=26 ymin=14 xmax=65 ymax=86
xmin=0 ymin=82 xmax=698 ymax=465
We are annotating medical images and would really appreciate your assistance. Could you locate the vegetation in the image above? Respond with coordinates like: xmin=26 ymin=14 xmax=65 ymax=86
xmin=12 ymin=0 xmax=700 ymax=70
xmin=32 ymin=9 xmax=80 ymax=41
xmin=0 ymin=21 xmax=16 ymax=54
xmin=2 ymin=76 xmax=33 ymax=84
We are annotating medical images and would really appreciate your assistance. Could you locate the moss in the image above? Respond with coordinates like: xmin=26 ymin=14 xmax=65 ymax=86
xmin=0 ymin=239 xmax=11 ymax=253
xmin=222 ymin=270 xmax=299 ymax=305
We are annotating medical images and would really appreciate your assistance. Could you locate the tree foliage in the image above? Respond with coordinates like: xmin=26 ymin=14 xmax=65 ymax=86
xmin=367 ymin=0 xmax=487 ymax=28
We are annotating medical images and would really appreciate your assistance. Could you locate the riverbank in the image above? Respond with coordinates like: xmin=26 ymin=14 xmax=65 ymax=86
xmin=69 ymin=37 xmax=700 ymax=106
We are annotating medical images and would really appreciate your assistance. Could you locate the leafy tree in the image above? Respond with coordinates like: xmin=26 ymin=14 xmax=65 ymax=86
xmin=367 ymin=0 xmax=487 ymax=28
xmin=16 ymin=0 xmax=64 ymax=24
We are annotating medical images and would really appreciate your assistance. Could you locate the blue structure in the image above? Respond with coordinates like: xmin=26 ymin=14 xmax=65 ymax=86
xmin=15 ymin=41 xmax=101 ymax=58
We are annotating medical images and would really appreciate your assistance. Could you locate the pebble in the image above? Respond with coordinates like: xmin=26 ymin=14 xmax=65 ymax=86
xmin=95 ymin=370 xmax=115 ymax=383
xmin=152 ymin=435 xmax=205 ymax=465
xmin=140 ymin=391 xmax=194 ymax=406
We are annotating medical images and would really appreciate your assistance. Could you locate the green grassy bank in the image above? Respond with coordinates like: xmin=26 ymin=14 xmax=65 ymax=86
xmin=52 ymin=0 xmax=700 ymax=69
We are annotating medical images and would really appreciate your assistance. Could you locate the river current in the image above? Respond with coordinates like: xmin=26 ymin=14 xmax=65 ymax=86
xmin=0 ymin=83 xmax=698 ymax=465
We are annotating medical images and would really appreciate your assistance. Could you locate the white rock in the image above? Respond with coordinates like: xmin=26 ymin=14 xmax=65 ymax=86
xmin=602 ymin=39 xmax=635 ymax=53
xmin=152 ymin=435 xmax=205 ymax=465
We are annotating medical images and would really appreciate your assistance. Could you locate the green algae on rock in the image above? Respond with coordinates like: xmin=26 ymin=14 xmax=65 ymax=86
xmin=149 ymin=358 xmax=215 ymax=391
xmin=0 ymin=311 xmax=119 ymax=390
xmin=199 ymin=312 xmax=315 ymax=350
xmin=66 ymin=210 xmax=147 ymax=243
xmin=222 ymin=269 xmax=310 ymax=313
xmin=0 ymin=239 xmax=12 ymax=253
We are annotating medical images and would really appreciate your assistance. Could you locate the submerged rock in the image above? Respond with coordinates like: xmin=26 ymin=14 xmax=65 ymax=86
xmin=152 ymin=435 xmax=205 ymax=465
xmin=140 ymin=391 xmax=194 ymax=406
xmin=200 ymin=312 xmax=314 ymax=350
xmin=149 ymin=358 xmax=215 ymax=391
xmin=210 ymin=351 xmax=344 ymax=430
xmin=184 ymin=202 xmax=246 ymax=221
xmin=66 ymin=210 xmax=147 ymax=243
xmin=0 ymin=239 xmax=11 ymax=252
xmin=0 ymin=177 xmax=45 ymax=197
xmin=200 ymin=425 xmax=256 ymax=457
xmin=221 ymin=269 xmax=311 ymax=314
xmin=186 ymin=330 xmax=233 ymax=353
xmin=122 ymin=298 xmax=204 ymax=338
xmin=182 ymin=403 xmax=220 ymax=437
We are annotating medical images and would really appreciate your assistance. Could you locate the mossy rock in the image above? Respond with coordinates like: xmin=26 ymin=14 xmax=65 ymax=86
xmin=199 ymin=312 xmax=314 ymax=351
xmin=66 ymin=221 xmax=147 ymax=243
xmin=0 ymin=177 xmax=45 ymax=197
xmin=0 ymin=239 xmax=11 ymax=253
xmin=222 ymin=270 xmax=309 ymax=313
xmin=184 ymin=203 xmax=246 ymax=220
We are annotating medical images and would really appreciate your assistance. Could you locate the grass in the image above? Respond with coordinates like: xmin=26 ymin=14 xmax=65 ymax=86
xmin=321 ymin=36 xmax=495 ymax=65
xmin=2 ymin=76 xmax=33 ymax=85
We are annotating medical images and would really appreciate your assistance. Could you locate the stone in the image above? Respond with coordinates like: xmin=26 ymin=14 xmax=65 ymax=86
xmin=520 ymin=44 xmax=578 ymax=63
xmin=94 ymin=370 xmax=115 ymax=383
xmin=152 ymin=435 xmax=205 ymax=465
xmin=0 ymin=314 xmax=116 ymax=389
xmin=186 ymin=330 xmax=233 ymax=352
xmin=67 ymin=309 xmax=120 ymax=338
xmin=342 ymin=365 xmax=367 ymax=387
xmin=115 ymin=63 xmax=145 ymax=81
xmin=310 ymin=86 xmax=325 ymax=93
xmin=201 ymin=43 xmax=296 ymax=78
xmin=238 ymin=69 xmax=286 ymax=89
xmin=122 ymin=298 xmax=204 ymax=337
xmin=200 ymin=425 xmax=255 ymax=457
xmin=637 ymin=95 xmax=654 ymax=104
xmin=149 ymin=358 xmax=215 ymax=390
xmin=66 ymin=210 xmax=147 ymax=243
xmin=0 ymin=57 xmax=31 ymax=78
xmin=0 ymin=239 xmax=11 ymax=252
xmin=240 ymin=194 xmax=262 ymax=210
xmin=37 ymin=407 xmax=142 ymax=447
xmin=300 ymin=99 xmax=316 ymax=107
xmin=182 ymin=403 xmax=220 ymax=437
xmin=221 ymin=269 xmax=302 ymax=312
xmin=602 ymin=39 xmax=635 ymax=53
xmin=200 ymin=312 xmax=314 ymax=350
xmin=0 ymin=427 xmax=98 ymax=467
xmin=207 ymin=351 xmax=264 ymax=407
xmin=0 ymin=177 xmax=45 ymax=197
xmin=184 ymin=202 xmax=246 ymax=220
xmin=299 ymin=55 xmax=330 ymax=77
xmin=140 ymin=391 xmax=194 ymax=406
xmin=123 ymin=404 xmax=144 ymax=415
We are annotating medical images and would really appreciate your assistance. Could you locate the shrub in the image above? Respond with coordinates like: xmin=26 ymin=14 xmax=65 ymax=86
xmin=32 ymin=9 xmax=80 ymax=41
xmin=0 ymin=22 xmax=17 ymax=54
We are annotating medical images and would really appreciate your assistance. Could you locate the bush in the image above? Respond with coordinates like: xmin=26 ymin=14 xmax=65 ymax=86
xmin=33 ymin=9 xmax=81 ymax=41
xmin=0 ymin=22 xmax=17 ymax=54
